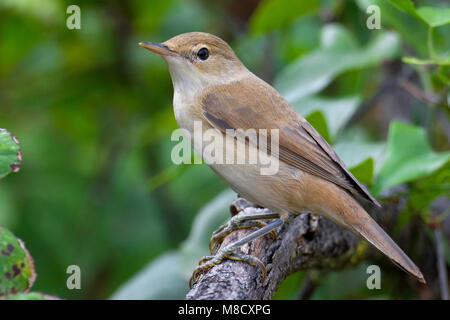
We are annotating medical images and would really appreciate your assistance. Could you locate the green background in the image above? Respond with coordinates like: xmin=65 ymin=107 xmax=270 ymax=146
xmin=0 ymin=0 xmax=449 ymax=299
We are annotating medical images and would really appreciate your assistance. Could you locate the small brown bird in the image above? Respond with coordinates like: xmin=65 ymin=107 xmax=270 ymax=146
xmin=140 ymin=32 xmax=425 ymax=285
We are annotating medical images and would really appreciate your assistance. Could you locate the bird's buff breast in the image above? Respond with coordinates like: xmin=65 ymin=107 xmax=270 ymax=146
xmin=172 ymin=97 xmax=309 ymax=215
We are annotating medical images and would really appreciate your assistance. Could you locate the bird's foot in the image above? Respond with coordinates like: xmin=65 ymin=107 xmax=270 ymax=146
xmin=209 ymin=209 xmax=279 ymax=253
xmin=209 ymin=218 xmax=277 ymax=254
xmin=190 ymin=246 xmax=266 ymax=288
xmin=189 ymin=219 xmax=283 ymax=288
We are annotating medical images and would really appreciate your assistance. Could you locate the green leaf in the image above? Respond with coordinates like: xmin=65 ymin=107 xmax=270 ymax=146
xmin=334 ymin=141 xmax=386 ymax=187
xmin=274 ymin=24 xmax=400 ymax=101
xmin=395 ymin=164 xmax=449 ymax=230
xmin=292 ymin=95 xmax=360 ymax=140
xmin=0 ymin=227 xmax=36 ymax=297
xmin=334 ymin=141 xmax=386 ymax=174
xmin=305 ymin=111 xmax=332 ymax=144
xmin=385 ymin=1 xmax=450 ymax=66
xmin=372 ymin=122 xmax=450 ymax=195
xmin=416 ymin=7 xmax=450 ymax=27
xmin=389 ymin=0 xmax=424 ymax=22
xmin=407 ymin=163 xmax=450 ymax=214
xmin=320 ymin=23 xmax=359 ymax=51
xmin=0 ymin=129 xmax=22 ymax=180
xmin=389 ymin=1 xmax=450 ymax=27
xmin=357 ymin=0 xmax=429 ymax=57
xmin=250 ymin=0 xmax=319 ymax=34
xmin=349 ymin=158 xmax=375 ymax=186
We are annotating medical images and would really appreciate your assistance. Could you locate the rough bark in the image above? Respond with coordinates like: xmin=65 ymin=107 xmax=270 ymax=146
xmin=186 ymin=198 xmax=362 ymax=300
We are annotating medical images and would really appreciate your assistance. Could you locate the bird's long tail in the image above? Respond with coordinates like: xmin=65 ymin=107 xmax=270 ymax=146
xmin=330 ymin=196 xmax=425 ymax=283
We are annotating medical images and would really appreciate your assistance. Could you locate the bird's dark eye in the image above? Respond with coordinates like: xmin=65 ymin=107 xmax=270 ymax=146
xmin=197 ymin=47 xmax=209 ymax=61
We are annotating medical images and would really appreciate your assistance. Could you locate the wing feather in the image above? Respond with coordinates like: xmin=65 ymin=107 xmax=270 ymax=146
xmin=201 ymin=79 xmax=380 ymax=207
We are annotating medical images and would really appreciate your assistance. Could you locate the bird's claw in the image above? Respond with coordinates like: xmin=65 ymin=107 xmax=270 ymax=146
xmin=190 ymin=212 xmax=282 ymax=288
xmin=189 ymin=247 xmax=266 ymax=288
xmin=209 ymin=217 xmax=277 ymax=253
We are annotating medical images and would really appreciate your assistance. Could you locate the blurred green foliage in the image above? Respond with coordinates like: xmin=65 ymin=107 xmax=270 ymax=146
xmin=0 ymin=0 xmax=449 ymax=300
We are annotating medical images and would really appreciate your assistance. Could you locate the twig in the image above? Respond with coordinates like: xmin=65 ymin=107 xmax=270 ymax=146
xmin=433 ymin=228 xmax=449 ymax=300
xmin=399 ymin=80 xmax=441 ymax=106
xmin=296 ymin=271 xmax=318 ymax=300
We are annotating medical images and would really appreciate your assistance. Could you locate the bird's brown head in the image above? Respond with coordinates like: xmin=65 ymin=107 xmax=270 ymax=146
xmin=139 ymin=32 xmax=247 ymax=90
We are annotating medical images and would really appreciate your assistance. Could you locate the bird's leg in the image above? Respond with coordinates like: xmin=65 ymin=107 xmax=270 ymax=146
xmin=209 ymin=209 xmax=280 ymax=253
xmin=190 ymin=219 xmax=283 ymax=288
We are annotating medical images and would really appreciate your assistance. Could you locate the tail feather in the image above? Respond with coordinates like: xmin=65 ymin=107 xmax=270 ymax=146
xmin=347 ymin=206 xmax=425 ymax=284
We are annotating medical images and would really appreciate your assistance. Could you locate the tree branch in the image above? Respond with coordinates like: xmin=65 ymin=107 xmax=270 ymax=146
xmin=186 ymin=198 xmax=362 ymax=300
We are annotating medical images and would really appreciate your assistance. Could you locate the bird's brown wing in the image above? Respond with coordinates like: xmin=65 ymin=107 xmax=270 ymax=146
xmin=201 ymin=79 xmax=380 ymax=207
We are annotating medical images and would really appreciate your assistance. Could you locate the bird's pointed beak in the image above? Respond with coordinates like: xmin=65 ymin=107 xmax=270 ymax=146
xmin=139 ymin=42 xmax=177 ymax=57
